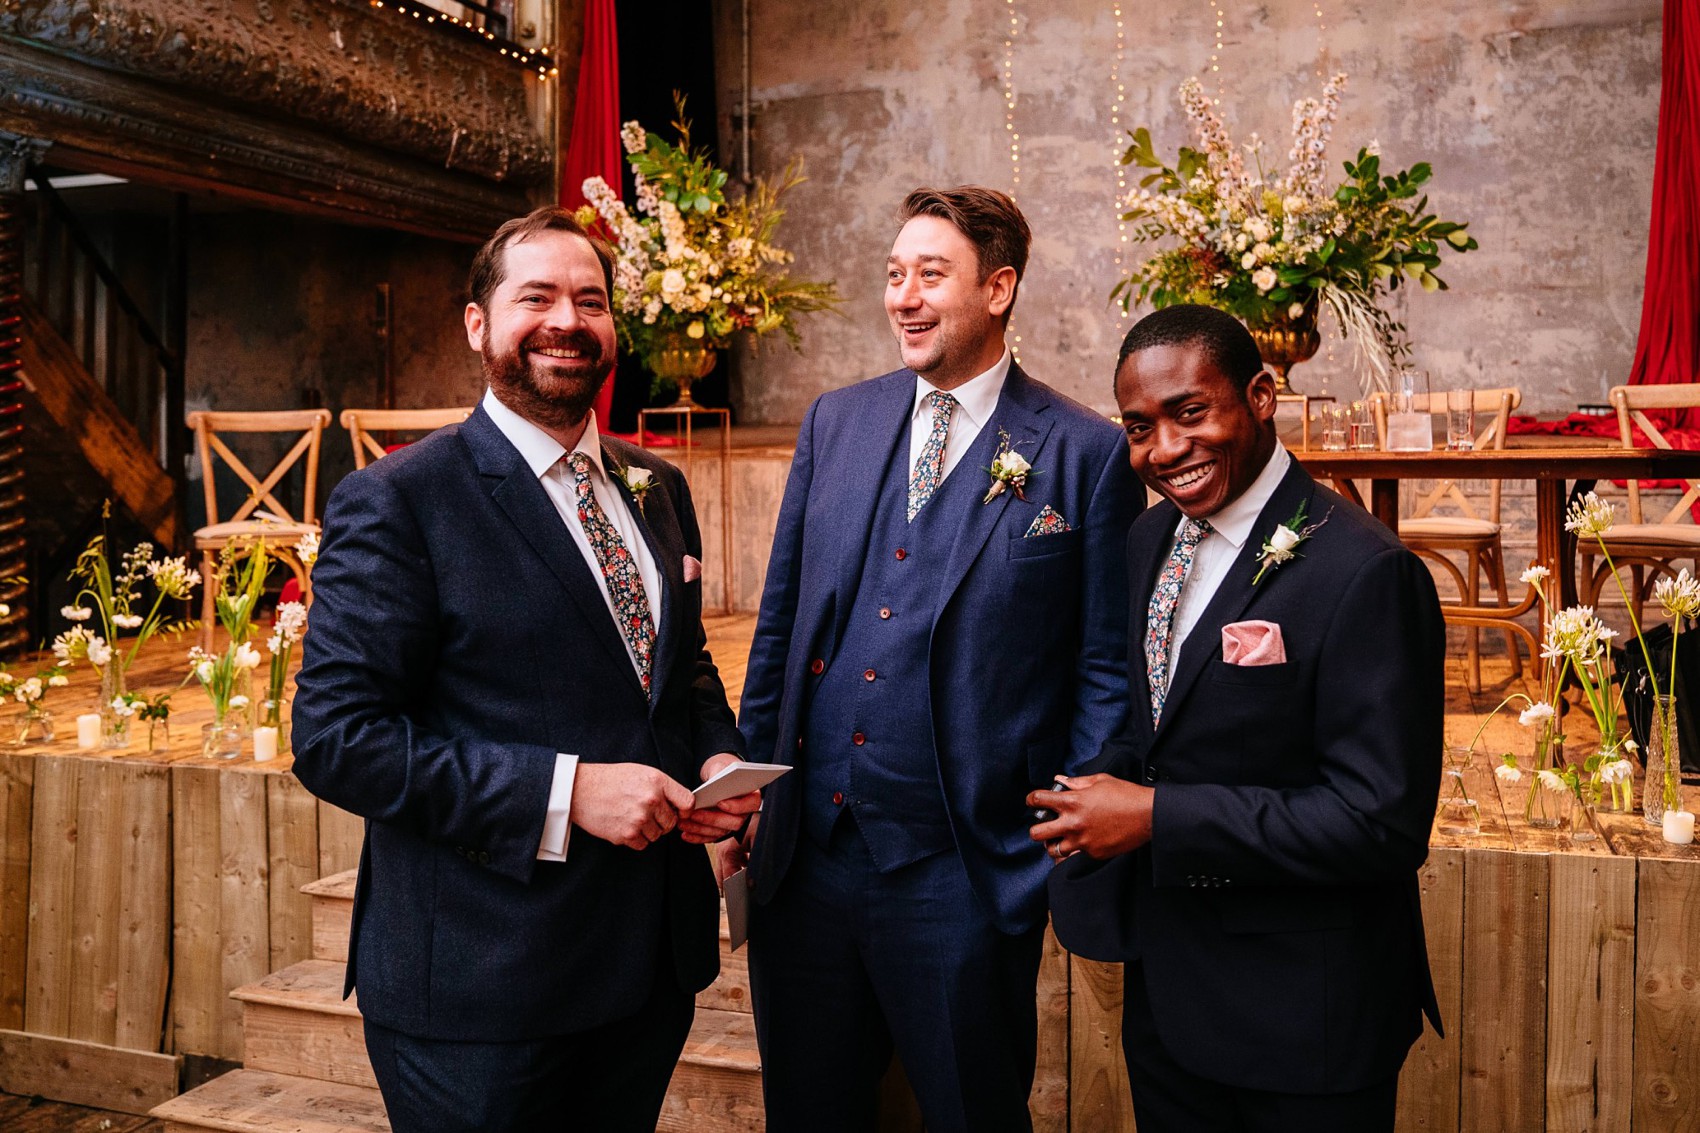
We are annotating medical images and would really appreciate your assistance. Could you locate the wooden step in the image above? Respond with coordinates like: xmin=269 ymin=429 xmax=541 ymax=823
xmin=658 ymin=1007 xmax=764 ymax=1133
xmin=150 ymin=1067 xmax=390 ymax=1133
xmin=698 ymin=907 xmax=752 ymax=1014
xmin=302 ymin=870 xmax=357 ymax=963
xmin=232 ymin=959 xmax=374 ymax=1090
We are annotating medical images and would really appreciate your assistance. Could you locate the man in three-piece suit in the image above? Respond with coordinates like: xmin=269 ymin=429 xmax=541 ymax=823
xmin=730 ymin=186 xmax=1142 ymax=1131
xmin=1033 ymin=304 xmax=1444 ymax=1131
xmin=292 ymin=207 xmax=757 ymax=1133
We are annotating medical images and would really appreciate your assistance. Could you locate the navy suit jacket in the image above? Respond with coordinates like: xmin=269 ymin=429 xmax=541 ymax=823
xmin=739 ymin=365 xmax=1142 ymax=933
xmin=1050 ymin=459 xmax=1445 ymax=1094
xmin=291 ymin=406 xmax=745 ymax=1042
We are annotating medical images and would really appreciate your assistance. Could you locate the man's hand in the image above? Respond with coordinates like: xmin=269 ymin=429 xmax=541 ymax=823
xmin=1026 ymin=774 xmax=1155 ymax=861
xmin=570 ymin=763 xmax=696 ymax=851
xmin=679 ymin=752 xmax=763 ymax=845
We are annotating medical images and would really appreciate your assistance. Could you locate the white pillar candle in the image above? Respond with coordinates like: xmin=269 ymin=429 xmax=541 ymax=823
xmin=1662 ymin=810 xmax=1696 ymax=845
xmin=76 ymin=713 xmax=100 ymax=749
xmin=253 ymin=726 xmax=278 ymax=763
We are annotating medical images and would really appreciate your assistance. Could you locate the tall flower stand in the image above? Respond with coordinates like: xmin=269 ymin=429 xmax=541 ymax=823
xmin=636 ymin=402 xmax=734 ymax=615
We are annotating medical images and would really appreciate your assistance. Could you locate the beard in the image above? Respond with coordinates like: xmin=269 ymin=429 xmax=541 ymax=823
xmin=482 ymin=328 xmax=612 ymax=432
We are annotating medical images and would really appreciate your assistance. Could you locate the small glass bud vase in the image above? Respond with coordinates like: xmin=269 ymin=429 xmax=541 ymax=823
xmin=1524 ymin=729 xmax=1564 ymax=828
xmin=1569 ymin=784 xmax=1599 ymax=843
xmin=147 ymin=717 xmax=171 ymax=753
xmin=98 ymin=665 xmax=130 ymax=750
xmin=259 ymin=698 xmax=289 ymax=751
xmin=12 ymin=704 xmax=53 ymax=746
xmin=1644 ymin=694 xmax=1681 ymax=827
xmin=201 ymin=719 xmax=243 ymax=760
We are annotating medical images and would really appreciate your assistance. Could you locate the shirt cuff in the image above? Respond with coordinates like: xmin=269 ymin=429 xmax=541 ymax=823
xmin=536 ymin=753 xmax=579 ymax=861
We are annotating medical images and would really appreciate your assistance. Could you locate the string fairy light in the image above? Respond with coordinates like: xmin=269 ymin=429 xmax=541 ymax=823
xmin=1210 ymin=0 xmax=1226 ymax=105
xmin=1002 ymin=0 xmax=1022 ymax=360
xmin=1109 ymin=0 xmax=1128 ymax=323
xmin=365 ymin=0 xmax=558 ymax=76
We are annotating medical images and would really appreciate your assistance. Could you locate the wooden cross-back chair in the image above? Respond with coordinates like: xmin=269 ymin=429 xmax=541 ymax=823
xmin=341 ymin=407 xmax=474 ymax=470
xmin=1578 ymin=384 xmax=1700 ymax=622
xmin=188 ymin=409 xmax=332 ymax=647
xmin=1373 ymin=387 xmax=1523 ymax=692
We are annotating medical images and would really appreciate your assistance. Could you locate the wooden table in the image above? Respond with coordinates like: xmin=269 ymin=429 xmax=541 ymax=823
xmin=1295 ymin=449 xmax=1700 ymax=648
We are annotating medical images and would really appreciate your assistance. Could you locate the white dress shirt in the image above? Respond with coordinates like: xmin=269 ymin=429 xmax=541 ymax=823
xmin=906 ymin=348 xmax=1011 ymax=485
xmin=1159 ymin=443 xmax=1291 ymax=685
xmin=482 ymin=389 xmax=663 ymax=861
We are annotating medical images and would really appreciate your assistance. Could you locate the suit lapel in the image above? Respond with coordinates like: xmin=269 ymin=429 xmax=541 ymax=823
xmin=830 ymin=374 xmax=919 ymax=644
xmin=1153 ymin=460 xmax=1318 ymax=744
xmin=935 ymin=366 xmax=1055 ymax=619
xmin=463 ymin=409 xmax=647 ymax=700
xmin=605 ymin=442 xmax=686 ymax=710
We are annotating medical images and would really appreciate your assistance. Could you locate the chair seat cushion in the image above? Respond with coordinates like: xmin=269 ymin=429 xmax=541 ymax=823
xmin=1595 ymin=524 xmax=1700 ymax=548
xmin=1400 ymin=517 xmax=1501 ymax=539
xmin=195 ymin=520 xmax=320 ymax=546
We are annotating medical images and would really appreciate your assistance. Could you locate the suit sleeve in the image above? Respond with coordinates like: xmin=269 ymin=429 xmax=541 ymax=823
xmin=1066 ymin=435 xmax=1142 ymax=773
xmin=1148 ymin=546 xmax=1444 ymax=887
xmin=291 ymin=469 xmax=556 ymax=886
xmin=669 ymin=463 xmax=747 ymax=768
xmin=737 ymin=398 xmax=820 ymax=765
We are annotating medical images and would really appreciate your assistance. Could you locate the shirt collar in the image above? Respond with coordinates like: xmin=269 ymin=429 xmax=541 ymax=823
xmin=481 ymin=387 xmax=606 ymax=480
xmin=1192 ymin=442 xmax=1291 ymax=550
xmin=910 ymin=346 xmax=1011 ymax=431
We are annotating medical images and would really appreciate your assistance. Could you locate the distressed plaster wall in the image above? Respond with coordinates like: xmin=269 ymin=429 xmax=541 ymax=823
xmin=710 ymin=0 xmax=1661 ymax=423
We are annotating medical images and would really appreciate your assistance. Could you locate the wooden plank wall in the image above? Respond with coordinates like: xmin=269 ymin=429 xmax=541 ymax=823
xmin=0 ymin=753 xmax=34 ymax=1032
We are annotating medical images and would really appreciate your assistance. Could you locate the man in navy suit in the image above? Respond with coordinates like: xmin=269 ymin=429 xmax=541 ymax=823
xmin=1034 ymin=305 xmax=1444 ymax=1131
xmin=292 ymin=207 xmax=757 ymax=1133
xmin=729 ymin=186 xmax=1142 ymax=1131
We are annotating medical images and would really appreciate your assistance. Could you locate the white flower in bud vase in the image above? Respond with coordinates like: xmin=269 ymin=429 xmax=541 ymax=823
xmin=228 ymin=695 xmax=249 ymax=711
xmin=1537 ymin=769 xmax=1569 ymax=795
xmin=18 ymin=678 xmax=42 ymax=702
xmin=194 ymin=660 xmax=214 ymax=683
xmin=1564 ymin=491 xmax=1615 ymax=539
xmin=274 ymin=601 xmax=308 ymax=646
xmin=1494 ymin=761 xmax=1522 ymax=784
xmin=87 ymin=639 xmax=111 ymax=667
xmin=148 ymin=556 xmax=200 ymax=598
xmin=1625 ymin=738 xmax=1640 ymax=755
xmin=1519 ymin=565 xmax=1550 ymax=587
xmin=110 ymin=697 xmax=135 ymax=717
xmin=47 ymin=674 xmax=67 ymax=687
xmin=1653 ymin=568 xmax=1700 ymax=621
xmin=295 ymin=532 xmax=320 ymax=567
xmin=113 ymin=613 xmax=143 ymax=630
xmin=234 ymin=643 xmax=262 ymax=671
xmin=61 ymin=605 xmax=92 ymax=622
xmin=1518 ymin=702 xmax=1554 ymax=727
xmin=1599 ymin=759 xmax=1634 ymax=785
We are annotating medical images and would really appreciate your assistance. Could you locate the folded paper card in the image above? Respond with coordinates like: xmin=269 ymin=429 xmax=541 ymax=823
xmin=693 ymin=761 xmax=791 ymax=808
xmin=1221 ymin=620 xmax=1286 ymax=665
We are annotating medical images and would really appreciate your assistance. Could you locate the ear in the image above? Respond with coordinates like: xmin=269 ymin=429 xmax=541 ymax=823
xmin=985 ymin=265 xmax=1018 ymax=320
xmin=464 ymin=302 xmax=486 ymax=353
xmin=1244 ymin=367 xmax=1279 ymax=424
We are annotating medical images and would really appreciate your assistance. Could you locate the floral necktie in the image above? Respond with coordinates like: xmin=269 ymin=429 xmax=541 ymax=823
xmin=565 ymin=452 xmax=655 ymax=694
xmin=1145 ymin=517 xmax=1213 ymax=726
xmin=907 ymin=391 xmax=958 ymax=522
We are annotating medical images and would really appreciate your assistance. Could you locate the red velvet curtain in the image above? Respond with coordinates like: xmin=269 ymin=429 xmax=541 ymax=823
xmin=1628 ymin=0 xmax=1700 ymax=426
xmin=559 ymin=0 xmax=621 ymax=426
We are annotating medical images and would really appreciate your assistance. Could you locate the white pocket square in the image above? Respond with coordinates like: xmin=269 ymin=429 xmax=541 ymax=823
xmin=682 ymin=555 xmax=702 ymax=582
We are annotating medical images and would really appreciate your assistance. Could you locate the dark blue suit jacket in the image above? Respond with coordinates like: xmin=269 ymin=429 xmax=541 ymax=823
xmin=1050 ymin=459 xmax=1445 ymax=1094
xmin=739 ymin=365 xmax=1141 ymax=933
xmin=291 ymin=406 xmax=744 ymax=1042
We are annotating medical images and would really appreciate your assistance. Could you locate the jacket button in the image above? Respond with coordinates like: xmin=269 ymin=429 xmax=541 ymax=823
xmin=894 ymin=548 xmax=907 ymax=561
xmin=478 ymin=851 xmax=491 ymax=865
xmin=832 ymin=791 xmax=844 ymax=806
xmin=796 ymin=736 xmax=804 ymax=751
xmin=879 ymin=607 xmax=892 ymax=619
xmin=809 ymin=659 xmax=824 ymax=675
xmin=864 ymin=669 xmax=876 ymax=682
xmin=851 ymin=732 xmax=866 ymax=746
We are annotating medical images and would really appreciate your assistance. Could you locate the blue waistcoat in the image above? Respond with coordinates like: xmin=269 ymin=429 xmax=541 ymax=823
xmin=799 ymin=421 xmax=993 ymax=871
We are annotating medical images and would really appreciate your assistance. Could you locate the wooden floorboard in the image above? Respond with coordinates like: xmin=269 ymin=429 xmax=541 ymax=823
xmin=0 ymin=1089 xmax=166 ymax=1131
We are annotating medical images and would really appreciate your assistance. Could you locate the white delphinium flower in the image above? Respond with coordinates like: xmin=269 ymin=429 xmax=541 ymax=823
xmin=658 ymin=200 xmax=688 ymax=261
xmin=1519 ymin=702 xmax=1555 ymax=727
xmin=1564 ymin=491 xmax=1615 ymax=539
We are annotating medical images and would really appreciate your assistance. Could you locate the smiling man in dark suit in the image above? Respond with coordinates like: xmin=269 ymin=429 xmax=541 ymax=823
xmin=291 ymin=207 xmax=757 ymax=1133
xmin=729 ymin=186 xmax=1142 ymax=1132
xmin=1033 ymin=304 xmax=1444 ymax=1132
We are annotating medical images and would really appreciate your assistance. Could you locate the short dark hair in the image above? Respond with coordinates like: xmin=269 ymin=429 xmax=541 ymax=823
xmin=1116 ymin=305 xmax=1266 ymax=393
xmin=468 ymin=206 xmax=615 ymax=311
xmin=898 ymin=186 xmax=1031 ymax=319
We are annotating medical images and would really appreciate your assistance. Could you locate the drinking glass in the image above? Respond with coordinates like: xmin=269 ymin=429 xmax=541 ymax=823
xmin=1348 ymin=401 xmax=1377 ymax=451
xmin=1320 ymin=405 xmax=1348 ymax=451
xmin=1446 ymin=388 xmax=1476 ymax=451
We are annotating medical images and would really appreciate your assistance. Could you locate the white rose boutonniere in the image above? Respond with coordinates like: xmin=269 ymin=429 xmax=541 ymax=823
xmin=1251 ymin=501 xmax=1332 ymax=585
xmin=983 ymin=430 xmax=1037 ymax=504
xmin=616 ymin=464 xmax=655 ymax=515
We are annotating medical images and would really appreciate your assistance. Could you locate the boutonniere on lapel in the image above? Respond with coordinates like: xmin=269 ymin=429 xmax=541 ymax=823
xmin=613 ymin=463 xmax=655 ymax=516
xmin=983 ymin=430 xmax=1037 ymax=504
xmin=1251 ymin=501 xmax=1332 ymax=584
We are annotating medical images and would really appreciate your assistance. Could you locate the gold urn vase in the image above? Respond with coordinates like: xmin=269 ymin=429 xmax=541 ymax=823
xmin=644 ymin=331 xmax=719 ymax=409
xmin=1247 ymin=308 xmax=1320 ymax=394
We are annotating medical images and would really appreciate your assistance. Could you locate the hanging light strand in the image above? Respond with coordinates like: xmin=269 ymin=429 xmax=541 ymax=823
xmin=1110 ymin=0 xmax=1129 ymax=323
xmin=1003 ymin=1 xmax=1022 ymax=360
xmin=1210 ymin=0 xmax=1226 ymax=105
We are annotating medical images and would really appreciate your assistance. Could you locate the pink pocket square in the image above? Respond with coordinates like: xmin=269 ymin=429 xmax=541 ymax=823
xmin=682 ymin=555 xmax=702 ymax=583
xmin=1222 ymin=620 xmax=1286 ymax=666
